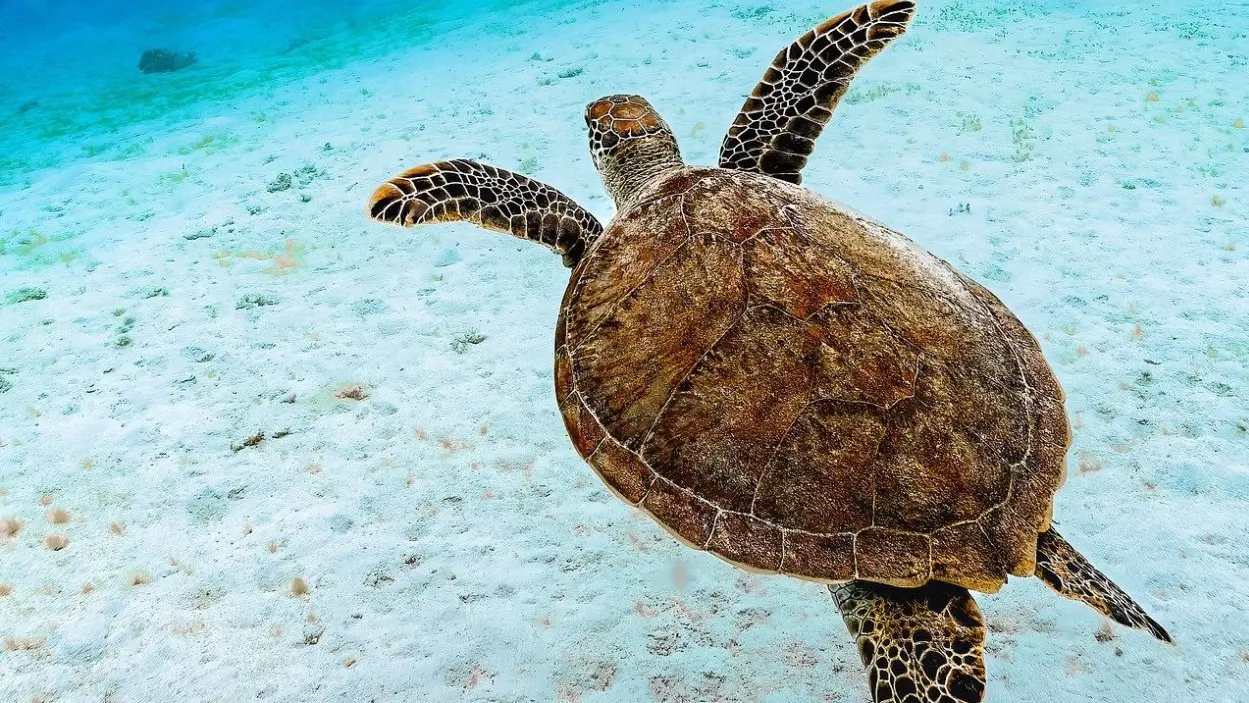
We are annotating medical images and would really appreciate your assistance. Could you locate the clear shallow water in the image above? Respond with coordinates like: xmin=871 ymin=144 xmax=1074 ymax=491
xmin=1 ymin=1 xmax=1247 ymax=701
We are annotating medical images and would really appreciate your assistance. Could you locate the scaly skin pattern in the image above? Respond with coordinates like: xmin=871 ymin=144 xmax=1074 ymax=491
xmin=719 ymin=0 xmax=917 ymax=183
xmin=1034 ymin=528 xmax=1172 ymax=642
xmin=367 ymin=159 xmax=603 ymax=267
xmin=832 ymin=581 xmax=988 ymax=703
xmin=585 ymin=94 xmax=685 ymax=210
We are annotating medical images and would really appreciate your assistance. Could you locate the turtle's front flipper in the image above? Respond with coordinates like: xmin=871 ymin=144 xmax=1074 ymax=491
xmin=367 ymin=159 xmax=603 ymax=267
xmin=1034 ymin=528 xmax=1172 ymax=642
xmin=831 ymin=580 xmax=987 ymax=703
xmin=719 ymin=1 xmax=916 ymax=184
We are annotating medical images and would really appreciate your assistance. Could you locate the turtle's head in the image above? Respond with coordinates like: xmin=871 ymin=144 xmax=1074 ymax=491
xmin=585 ymin=95 xmax=684 ymax=210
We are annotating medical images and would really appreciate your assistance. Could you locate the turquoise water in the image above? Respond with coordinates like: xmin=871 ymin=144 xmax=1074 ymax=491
xmin=1 ymin=1 xmax=1247 ymax=701
xmin=0 ymin=0 xmax=518 ymax=182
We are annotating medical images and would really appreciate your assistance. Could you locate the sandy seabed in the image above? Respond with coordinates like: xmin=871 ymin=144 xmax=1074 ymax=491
xmin=1 ymin=0 xmax=1247 ymax=701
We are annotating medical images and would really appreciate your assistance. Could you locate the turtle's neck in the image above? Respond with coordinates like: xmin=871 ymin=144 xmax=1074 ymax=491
xmin=600 ymin=138 xmax=684 ymax=212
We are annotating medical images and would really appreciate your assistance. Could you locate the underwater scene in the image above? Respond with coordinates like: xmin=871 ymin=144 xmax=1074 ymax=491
xmin=1 ymin=0 xmax=1247 ymax=701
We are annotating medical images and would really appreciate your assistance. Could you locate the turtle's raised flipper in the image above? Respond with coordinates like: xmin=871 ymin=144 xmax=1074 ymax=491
xmin=831 ymin=581 xmax=987 ymax=703
xmin=367 ymin=159 xmax=603 ymax=267
xmin=1034 ymin=528 xmax=1172 ymax=643
xmin=719 ymin=0 xmax=916 ymax=184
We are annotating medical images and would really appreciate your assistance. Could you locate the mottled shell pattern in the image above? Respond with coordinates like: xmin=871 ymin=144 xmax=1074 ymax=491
xmin=554 ymin=168 xmax=1070 ymax=594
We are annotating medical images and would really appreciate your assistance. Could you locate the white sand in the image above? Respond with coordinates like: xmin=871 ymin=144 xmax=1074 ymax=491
xmin=1 ymin=0 xmax=1247 ymax=701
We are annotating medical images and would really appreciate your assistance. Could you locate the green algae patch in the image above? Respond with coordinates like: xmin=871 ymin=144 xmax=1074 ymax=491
xmin=844 ymin=82 xmax=921 ymax=105
xmin=174 ymin=132 xmax=241 ymax=156
xmin=4 ymin=287 xmax=47 ymax=305
xmin=235 ymin=293 xmax=282 ymax=310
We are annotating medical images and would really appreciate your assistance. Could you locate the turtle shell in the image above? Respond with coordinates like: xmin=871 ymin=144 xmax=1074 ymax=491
xmin=554 ymin=168 xmax=1069 ymax=593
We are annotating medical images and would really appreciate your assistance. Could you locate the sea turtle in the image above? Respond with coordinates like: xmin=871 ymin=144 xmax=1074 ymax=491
xmin=365 ymin=2 xmax=1171 ymax=700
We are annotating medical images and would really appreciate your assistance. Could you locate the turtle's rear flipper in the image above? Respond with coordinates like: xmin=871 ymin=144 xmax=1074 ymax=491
xmin=831 ymin=581 xmax=987 ymax=703
xmin=367 ymin=159 xmax=603 ymax=267
xmin=1035 ymin=527 xmax=1172 ymax=643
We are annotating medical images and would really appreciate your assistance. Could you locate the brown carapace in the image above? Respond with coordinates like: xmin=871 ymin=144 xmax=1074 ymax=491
xmin=556 ymin=167 xmax=1068 ymax=594
xmin=365 ymin=2 xmax=1171 ymax=701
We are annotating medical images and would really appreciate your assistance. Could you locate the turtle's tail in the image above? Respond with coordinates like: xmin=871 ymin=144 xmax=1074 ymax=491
xmin=1034 ymin=527 xmax=1172 ymax=643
